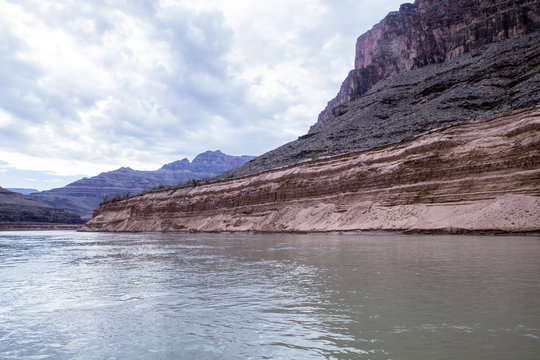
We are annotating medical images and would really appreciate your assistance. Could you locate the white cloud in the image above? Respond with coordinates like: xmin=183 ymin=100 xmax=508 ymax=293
xmin=0 ymin=0 xmax=405 ymax=188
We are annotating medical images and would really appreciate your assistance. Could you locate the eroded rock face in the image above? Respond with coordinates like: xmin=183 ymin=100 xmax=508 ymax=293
xmin=81 ymin=106 xmax=540 ymax=233
xmin=315 ymin=0 xmax=540 ymax=128
xmin=223 ymin=32 xmax=540 ymax=179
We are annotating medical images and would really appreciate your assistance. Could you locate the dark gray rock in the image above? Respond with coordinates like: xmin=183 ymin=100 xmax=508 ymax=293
xmin=222 ymin=32 xmax=540 ymax=179
xmin=316 ymin=0 xmax=540 ymax=128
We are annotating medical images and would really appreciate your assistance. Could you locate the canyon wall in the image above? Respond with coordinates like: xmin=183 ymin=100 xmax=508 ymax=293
xmin=222 ymin=31 xmax=539 ymax=179
xmin=81 ymin=106 xmax=540 ymax=233
xmin=315 ymin=0 xmax=540 ymax=128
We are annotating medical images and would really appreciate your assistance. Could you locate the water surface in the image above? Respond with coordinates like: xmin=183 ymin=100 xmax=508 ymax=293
xmin=1 ymin=231 xmax=539 ymax=359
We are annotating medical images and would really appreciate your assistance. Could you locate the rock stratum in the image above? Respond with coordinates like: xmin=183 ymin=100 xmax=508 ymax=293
xmin=81 ymin=106 xmax=540 ymax=233
xmin=31 ymin=150 xmax=254 ymax=220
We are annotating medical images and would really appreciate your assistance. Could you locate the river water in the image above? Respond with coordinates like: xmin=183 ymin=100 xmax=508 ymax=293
xmin=0 ymin=231 xmax=539 ymax=359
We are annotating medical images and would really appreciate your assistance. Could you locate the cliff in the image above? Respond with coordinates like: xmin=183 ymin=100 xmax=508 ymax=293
xmin=31 ymin=150 xmax=254 ymax=219
xmin=221 ymin=1 xmax=540 ymax=179
xmin=0 ymin=187 xmax=83 ymax=224
xmin=316 ymin=0 xmax=540 ymax=127
xmin=81 ymin=106 xmax=540 ymax=233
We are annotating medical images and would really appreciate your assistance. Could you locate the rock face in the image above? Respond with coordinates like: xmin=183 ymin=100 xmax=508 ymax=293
xmin=81 ymin=107 xmax=540 ymax=233
xmin=31 ymin=150 xmax=254 ymax=219
xmin=221 ymin=1 xmax=540 ymax=179
xmin=0 ymin=187 xmax=83 ymax=224
xmin=316 ymin=0 xmax=540 ymax=128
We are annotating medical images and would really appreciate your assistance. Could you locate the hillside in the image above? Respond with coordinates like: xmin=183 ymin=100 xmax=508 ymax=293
xmin=0 ymin=187 xmax=83 ymax=224
xmin=81 ymin=107 xmax=540 ymax=233
xmin=221 ymin=0 xmax=540 ymax=178
xmin=31 ymin=150 xmax=254 ymax=219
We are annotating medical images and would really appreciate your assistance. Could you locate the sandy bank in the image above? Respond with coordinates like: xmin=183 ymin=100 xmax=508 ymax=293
xmin=81 ymin=107 xmax=540 ymax=234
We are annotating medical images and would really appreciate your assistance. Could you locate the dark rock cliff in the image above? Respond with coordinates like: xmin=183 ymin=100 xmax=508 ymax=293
xmin=222 ymin=34 xmax=540 ymax=179
xmin=315 ymin=0 xmax=540 ymax=128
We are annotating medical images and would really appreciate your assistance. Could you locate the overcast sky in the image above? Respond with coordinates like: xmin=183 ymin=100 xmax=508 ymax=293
xmin=0 ymin=0 xmax=405 ymax=190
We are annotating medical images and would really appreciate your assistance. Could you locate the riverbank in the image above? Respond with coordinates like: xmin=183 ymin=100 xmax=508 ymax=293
xmin=81 ymin=107 xmax=540 ymax=234
xmin=0 ymin=223 xmax=83 ymax=231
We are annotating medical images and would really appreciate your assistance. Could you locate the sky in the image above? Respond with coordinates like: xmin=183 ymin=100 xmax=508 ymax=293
xmin=0 ymin=0 xmax=406 ymax=191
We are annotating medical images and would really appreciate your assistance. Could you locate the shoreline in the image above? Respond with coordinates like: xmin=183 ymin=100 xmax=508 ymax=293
xmin=0 ymin=223 xmax=84 ymax=231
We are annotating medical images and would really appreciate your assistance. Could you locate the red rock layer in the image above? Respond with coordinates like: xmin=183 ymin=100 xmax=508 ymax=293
xmin=81 ymin=106 xmax=540 ymax=233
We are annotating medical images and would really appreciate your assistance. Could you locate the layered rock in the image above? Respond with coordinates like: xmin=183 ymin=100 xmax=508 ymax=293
xmin=0 ymin=187 xmax=83 ymax=224
xmin=315 ymin=0 xmax=540 ymax=128
xmin=81 ymin=106 xmax=540 ymax=233
xmin=31 ymin=150 xmax=254 ymax=219
xmin=222 ymin=31 xmax=540 ymax=179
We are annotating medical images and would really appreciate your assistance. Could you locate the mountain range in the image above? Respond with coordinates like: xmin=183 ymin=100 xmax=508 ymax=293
xmin=29 ymin=150 xmax=254 ymax=220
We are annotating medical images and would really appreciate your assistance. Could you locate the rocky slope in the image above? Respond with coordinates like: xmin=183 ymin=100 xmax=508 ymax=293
xmin=221 ymin=1 xmax=540 ymax=179
xmin=31 ymin=150 xmax=254 ymax=220
xmin=0 ymin=187 xmax=83 ymax=224
xmin=81 ymin=106 xmax=540 ymax=233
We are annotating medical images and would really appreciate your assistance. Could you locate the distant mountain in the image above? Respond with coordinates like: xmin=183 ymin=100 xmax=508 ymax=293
xmin=0 ymin=187 xmax=83 ymax=224
xmin=30 ymin=150 xmax=255 ymax=219
xmin=6 ymin=188 xmax=39 ymax=195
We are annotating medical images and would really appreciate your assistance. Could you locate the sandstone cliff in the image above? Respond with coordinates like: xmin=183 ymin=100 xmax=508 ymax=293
xmin=81 ymin=107 xmax=540 ymax=233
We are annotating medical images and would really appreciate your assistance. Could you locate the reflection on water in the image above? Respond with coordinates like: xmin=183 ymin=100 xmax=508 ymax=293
xmin=0 ymin=231 xmax=539 ymax=359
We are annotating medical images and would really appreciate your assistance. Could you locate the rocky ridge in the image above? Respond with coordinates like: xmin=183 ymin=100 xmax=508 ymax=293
xmin=81 ymin=106 xmax=540 ymax=233
xmin=31 ymin=150 xmax=254 ymax=219
xmin=0 ymin=187 xmax=83 ymax=224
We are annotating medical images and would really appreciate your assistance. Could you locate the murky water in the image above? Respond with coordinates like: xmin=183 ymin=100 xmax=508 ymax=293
xmin=0 ymin=231 xmax=539 ymax=359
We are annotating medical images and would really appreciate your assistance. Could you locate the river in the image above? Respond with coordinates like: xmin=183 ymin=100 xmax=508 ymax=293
xmin=1 ymin=231 xmax=539 ymax=359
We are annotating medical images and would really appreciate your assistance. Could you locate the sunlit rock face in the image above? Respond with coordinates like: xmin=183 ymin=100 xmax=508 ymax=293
xmin=315 ymin=0 xmax=540 ymax=128
xmin=81 ymin=107 xmax=540 ymax=234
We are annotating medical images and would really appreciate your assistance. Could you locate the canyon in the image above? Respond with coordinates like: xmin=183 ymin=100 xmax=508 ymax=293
xmin=81 ymin=106 xmax=540 ymax=233
xmin=81 ymin=0 xmax=540 ymax=233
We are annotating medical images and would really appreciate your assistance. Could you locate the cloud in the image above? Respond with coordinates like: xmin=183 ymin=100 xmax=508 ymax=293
xmin=0 ymin=0 xmax=405 ymax=188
